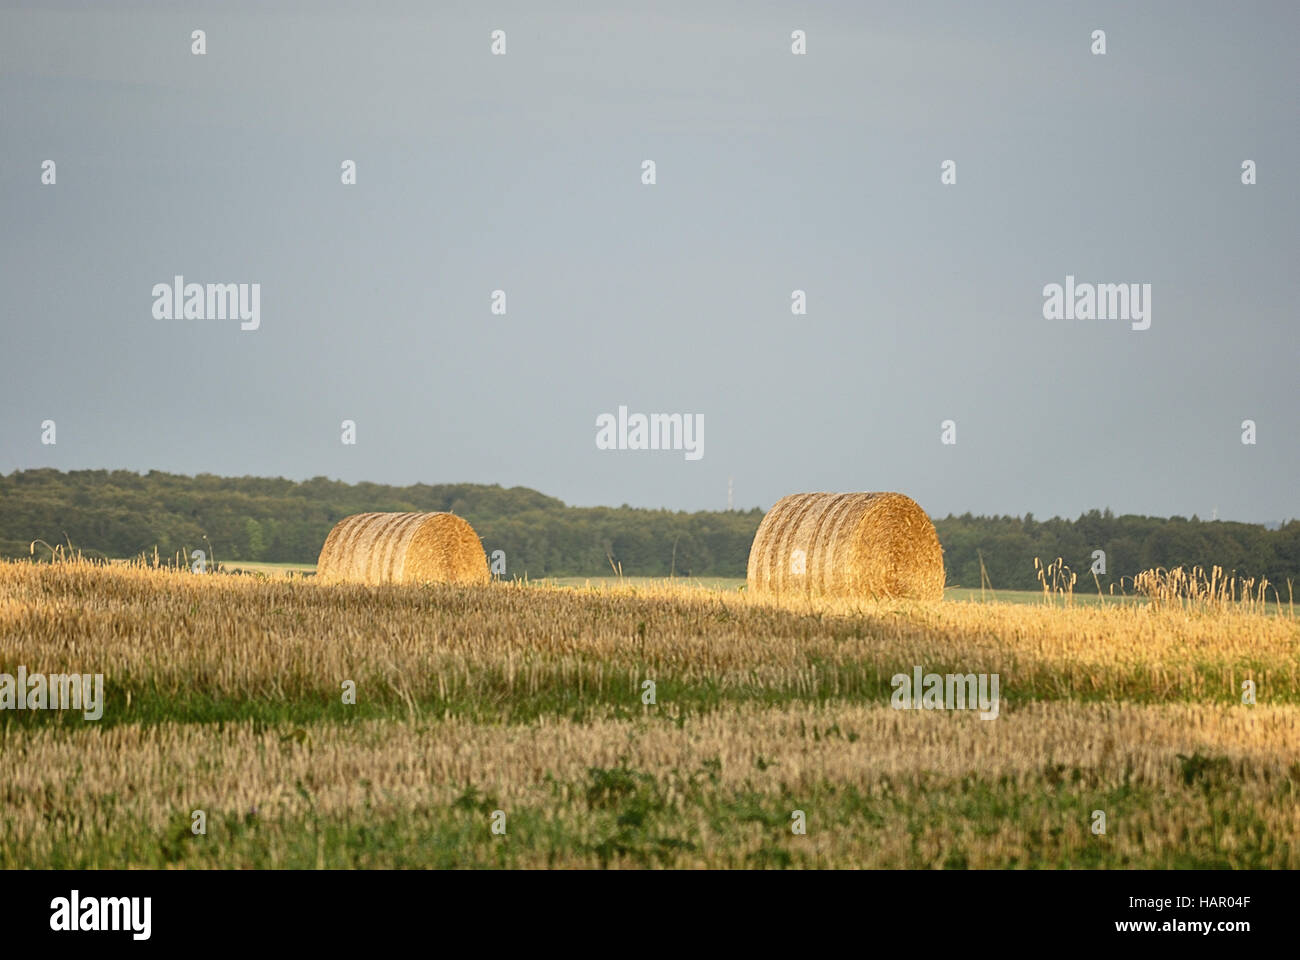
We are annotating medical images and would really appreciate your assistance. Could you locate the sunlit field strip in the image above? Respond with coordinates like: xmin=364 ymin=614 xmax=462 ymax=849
xmin=2 ymin=563 xmax=1296 ymax=729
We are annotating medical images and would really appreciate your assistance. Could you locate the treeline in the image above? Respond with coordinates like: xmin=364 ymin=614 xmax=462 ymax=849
xmin=0 ymin=469 xmax=759 ymax=579
xmin=2 ymin=469 xmax=1296 ymax=590
xmin=939 ymin=510 xmax=1299 ymax=594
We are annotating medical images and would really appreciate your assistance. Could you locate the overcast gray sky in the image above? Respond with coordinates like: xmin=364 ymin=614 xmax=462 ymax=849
xmin=2 ymin=0 xmax=1295 ymax=522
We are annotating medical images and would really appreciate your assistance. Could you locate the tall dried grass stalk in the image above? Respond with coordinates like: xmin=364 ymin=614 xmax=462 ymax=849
xmin=1132 ymin=565 xmax=1278 ymax=613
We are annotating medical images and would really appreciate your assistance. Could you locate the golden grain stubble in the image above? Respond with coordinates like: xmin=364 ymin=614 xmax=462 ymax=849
xmin=3 ymin=562 xmax=1294 ymax=708
xmin=7 ymin=703 xmax=1300 ymax=868
xmin=747 ymin=492 xmax=945 ymax=601
xmin=315 ymin=512 xmax=488 ymax=585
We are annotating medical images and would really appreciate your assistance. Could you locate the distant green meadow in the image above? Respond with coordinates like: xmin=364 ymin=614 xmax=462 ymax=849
xmin=208 ymin=563 xmax=1158 ymax=608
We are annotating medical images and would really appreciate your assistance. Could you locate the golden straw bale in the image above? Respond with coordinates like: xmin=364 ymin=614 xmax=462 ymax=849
xmin=747 ymin=492 xmax=944 ymax=601
xmin=315 ymin=512 xmax=488 ymax=586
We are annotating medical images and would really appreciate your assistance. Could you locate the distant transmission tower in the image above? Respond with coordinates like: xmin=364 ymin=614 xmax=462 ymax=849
xmin=727 ymin=477 xmax=734 ymax=511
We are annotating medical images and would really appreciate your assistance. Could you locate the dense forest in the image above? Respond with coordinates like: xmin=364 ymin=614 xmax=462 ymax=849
xmin=2 ymin=469 xmax=1296 ymax=591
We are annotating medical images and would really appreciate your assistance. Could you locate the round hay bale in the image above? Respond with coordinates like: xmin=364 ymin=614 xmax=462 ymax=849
xmin=746 ymin=492 xmax=944 ymax=601
xmin=315 ymin=512 xmax=489 ymax=586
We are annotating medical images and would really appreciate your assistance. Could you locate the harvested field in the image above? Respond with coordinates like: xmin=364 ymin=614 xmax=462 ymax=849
xmin=0 ymin=560 xmax=1295 ymax=868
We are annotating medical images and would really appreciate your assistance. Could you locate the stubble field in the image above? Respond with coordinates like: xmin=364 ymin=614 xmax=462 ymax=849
xmin=1 ymin=560 xmax=1296 ymax=868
